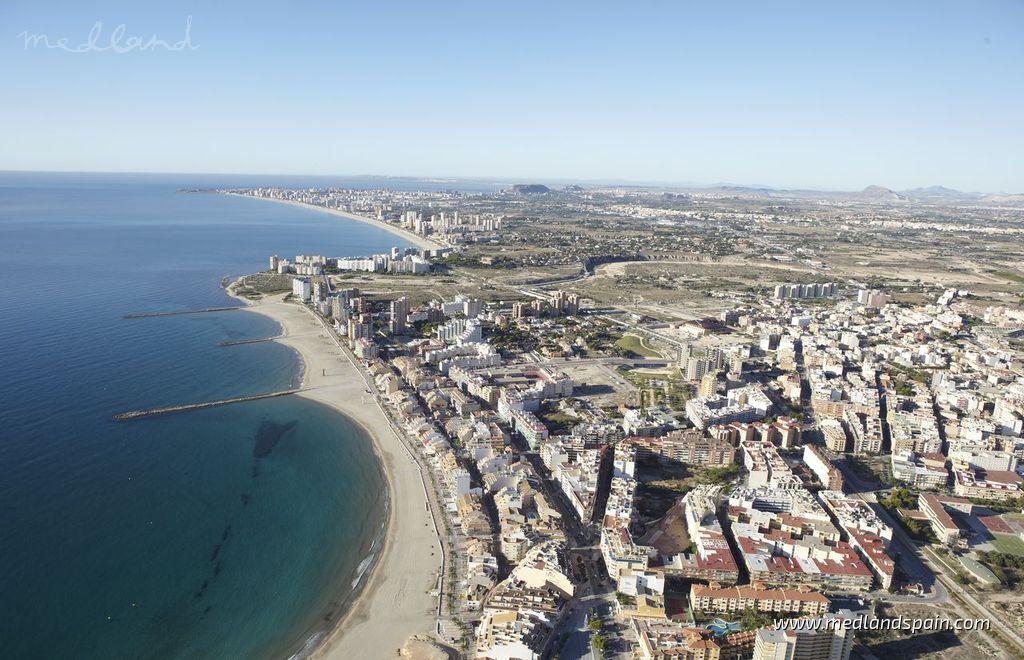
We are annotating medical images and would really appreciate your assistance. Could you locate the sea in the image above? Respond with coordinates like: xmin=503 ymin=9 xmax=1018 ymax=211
xmin=0 ymin=171 xmax=500 ymax=659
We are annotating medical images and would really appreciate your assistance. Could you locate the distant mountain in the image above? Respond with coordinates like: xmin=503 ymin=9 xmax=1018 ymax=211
xmin=856 ymin=185 xmax=907 ymax=201
xmin=899 ymin=185 xmax=985 ymax=203
xmin=507 ymin=184 xmax=551 ymax=194
xmin=669 ymin=183 xmax=911 ymax=203
xmin=893 ymin=185 xmax=1024 ymax=206
xmin=584 ymin=180 xmax=1018 ymax=206
xmin=979 ymin=193 xmax=1024 ymax=207
xmin=904 ymin=185 xmax=963 ymax=197
xmin=563 ymin=184 xmax=585 ymax=193
xmin=705 ymin=185 xmax=776 ymax=197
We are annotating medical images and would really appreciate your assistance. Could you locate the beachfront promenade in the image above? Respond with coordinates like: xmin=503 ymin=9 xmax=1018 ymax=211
xmin=300 ymin=298 xmax=451 ymax=626
xmin=237 ymin=293 xmax=449 ymax=659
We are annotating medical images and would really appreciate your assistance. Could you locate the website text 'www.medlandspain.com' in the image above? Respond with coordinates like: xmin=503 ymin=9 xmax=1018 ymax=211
xmin=774 ymin=615 xmax=991 ymax=635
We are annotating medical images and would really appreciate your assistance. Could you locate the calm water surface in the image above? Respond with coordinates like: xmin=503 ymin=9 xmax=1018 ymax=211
xmin=0 ymin=172 xmax=494 ymax=659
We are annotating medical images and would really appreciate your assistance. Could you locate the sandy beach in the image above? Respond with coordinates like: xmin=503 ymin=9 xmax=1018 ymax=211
xmin=225 ymin=193 xmax=445 ymax=252
xmin=234 ymin=291 xmax=442 ymax=659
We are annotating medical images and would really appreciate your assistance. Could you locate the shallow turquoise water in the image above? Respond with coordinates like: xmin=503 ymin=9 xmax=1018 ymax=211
xmin=0 ymin=172 xmax=490 ymax=659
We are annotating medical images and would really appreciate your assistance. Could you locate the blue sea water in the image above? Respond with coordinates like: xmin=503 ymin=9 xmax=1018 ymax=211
xmin=0 ymin=172 xmax=496 ymax=659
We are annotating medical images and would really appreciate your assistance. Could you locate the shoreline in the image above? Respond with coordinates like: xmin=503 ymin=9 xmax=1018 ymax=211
xmin=229 ymin=288 xmax=442 ymax=660
xmin=222 ymin=192 xmax=446 ymax=252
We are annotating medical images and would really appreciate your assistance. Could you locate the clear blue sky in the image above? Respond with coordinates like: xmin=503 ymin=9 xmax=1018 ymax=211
xmin=2 ymin=1 xmax=1022 ymax=191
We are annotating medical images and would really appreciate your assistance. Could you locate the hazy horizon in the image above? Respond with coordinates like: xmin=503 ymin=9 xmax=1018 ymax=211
xmin=3 ymin=168 xmax=1020 ymax=195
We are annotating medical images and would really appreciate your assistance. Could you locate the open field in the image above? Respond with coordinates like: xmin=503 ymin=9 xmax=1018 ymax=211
xmin=992 ymin=534 xmax=1024 ymax=557
xmin=329 ymin=271 xmax=532 ymax=307
xmin=553 ymin=361 xmax=634 ymax=409
xmin=618 ymin=366 xmax=691 ymax=412
xmin=863 ymin=602 xmax=1005 ymax=660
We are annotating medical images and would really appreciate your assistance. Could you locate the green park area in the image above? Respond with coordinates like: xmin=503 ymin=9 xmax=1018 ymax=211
xmin=615 ymin=333 xmax=663 ymax=358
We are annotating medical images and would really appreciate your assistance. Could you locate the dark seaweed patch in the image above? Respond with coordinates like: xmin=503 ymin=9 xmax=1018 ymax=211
xmin=253 ymin=419 xmax=298 ymax=458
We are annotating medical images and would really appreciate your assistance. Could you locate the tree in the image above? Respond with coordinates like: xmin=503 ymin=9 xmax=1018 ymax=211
xmin=739 ymin=607 xmax=774 ymax=631
xmin=883 ymin=487 xmax=917 ymax=510
xmin=700 ymin=464 xmax=740 ymax=485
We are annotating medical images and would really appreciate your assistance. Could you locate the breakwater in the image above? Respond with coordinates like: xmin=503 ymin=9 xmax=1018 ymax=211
xmin=219 ymin=336 xmax=281 ymax=347
xmin=123 ymin=306 xmax=241 ymax=319
xmin=114 ymin=389 xmax=301 ymax=420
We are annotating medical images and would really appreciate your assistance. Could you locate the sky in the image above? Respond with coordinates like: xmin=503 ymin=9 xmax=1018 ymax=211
xmin=1 ymin=1 xmax=1022 ymax=192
